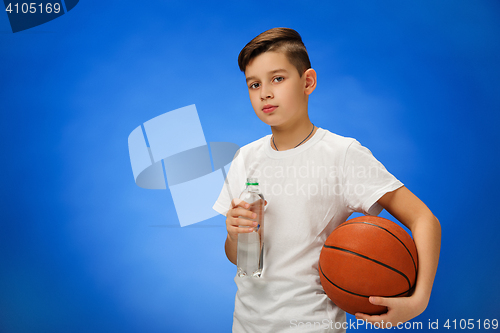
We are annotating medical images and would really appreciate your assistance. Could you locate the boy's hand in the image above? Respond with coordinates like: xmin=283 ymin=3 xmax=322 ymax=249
xmin=225 ymin=198 xmax=259 ymax=242
xmin=354 ymin=294 xmax=428 ymax=328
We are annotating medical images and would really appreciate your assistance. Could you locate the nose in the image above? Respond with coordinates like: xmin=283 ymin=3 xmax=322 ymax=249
xmin=260 ymin=83 xmax=273 ymax=100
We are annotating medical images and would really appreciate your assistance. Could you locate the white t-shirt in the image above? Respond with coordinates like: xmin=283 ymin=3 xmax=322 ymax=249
xmin=213 ymin=128 xmax=403 ymax=333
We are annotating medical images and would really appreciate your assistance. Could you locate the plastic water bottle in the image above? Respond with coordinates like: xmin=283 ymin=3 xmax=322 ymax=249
xmin=237 ymin=178 xmax=265 ymax=278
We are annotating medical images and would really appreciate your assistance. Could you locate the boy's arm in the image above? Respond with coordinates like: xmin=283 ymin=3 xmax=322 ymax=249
xmin=225 ymin=234 xmax=238 ymax=265
xmin=355 ymin=186 xmax=441 ymax=326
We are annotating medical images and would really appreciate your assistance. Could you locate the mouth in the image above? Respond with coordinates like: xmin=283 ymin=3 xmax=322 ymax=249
xmin=262 ymin=105 xmax=277 ymax=114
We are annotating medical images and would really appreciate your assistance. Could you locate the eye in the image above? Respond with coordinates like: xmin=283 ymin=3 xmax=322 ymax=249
xmin=273 ymin=76 xmax=284 ymax=83
xmin=249 ymin=82 xmax=260 ymax=89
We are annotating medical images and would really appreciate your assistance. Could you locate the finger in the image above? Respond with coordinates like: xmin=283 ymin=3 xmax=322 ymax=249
xmin=241 ymin=226 xmax=257 ymax=233
xmin=233 ymin=217 xmax=259 ymax=228
xmin=228 ymin=224 xmax=256 ymax=234
xmin=354 ymin=313 xmax=367 ymax=320
xmin=231 ymin=207 xmax=257 ymax=220
xmin=227 ymin=225 xmax=256 ymax=236
xmin=355 ymin=313 xmax=391 ymax=328
xmin=355 ymin=312 xmax=384 ymax=321
xmin=369 ymin=296 xmax=394 ymax=307
xmin=231 ymin=198 xmax=249 ymax=209
xmin=227 ymin=213 xmax=258 ymax=227
xmin=231 ymin=198 xmax=242 ymax=208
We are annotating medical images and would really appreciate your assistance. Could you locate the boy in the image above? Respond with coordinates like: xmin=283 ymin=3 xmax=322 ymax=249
xmin=213 ymin=28 xmax=441 ymax=332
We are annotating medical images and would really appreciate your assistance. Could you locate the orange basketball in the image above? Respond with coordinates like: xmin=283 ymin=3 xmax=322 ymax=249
xmin=319 ymin=216 xmax=418 ymax=315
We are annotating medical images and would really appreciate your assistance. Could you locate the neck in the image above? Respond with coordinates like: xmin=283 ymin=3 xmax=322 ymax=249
xmin=271 ymin=120 xmax=316 ymax=151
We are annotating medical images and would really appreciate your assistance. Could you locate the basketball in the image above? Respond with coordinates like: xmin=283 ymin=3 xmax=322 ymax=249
xmin=319 ymin=216 xmax=418 ymax=315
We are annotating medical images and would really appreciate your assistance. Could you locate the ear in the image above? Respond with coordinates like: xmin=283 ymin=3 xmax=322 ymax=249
xmin=303 ymin=68 xmax=317 ymax=95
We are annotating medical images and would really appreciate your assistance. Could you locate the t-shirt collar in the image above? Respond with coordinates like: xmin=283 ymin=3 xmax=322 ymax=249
xmin=265 ymin=127 xmax=325 ymax=159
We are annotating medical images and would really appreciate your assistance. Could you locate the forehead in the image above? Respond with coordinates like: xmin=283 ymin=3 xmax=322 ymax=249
xmin=245 ymin=51 xmax=295 ymax=78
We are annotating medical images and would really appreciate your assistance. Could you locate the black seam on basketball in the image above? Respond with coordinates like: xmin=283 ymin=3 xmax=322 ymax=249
xmin=319 ymin=263 xmax=369 ymax=298
xmin=336 ymin=221 xmax=417 ymax=275
xmin=319 ymin=263 xmax=411 ymax=298
xmin=323 ymin=245 xmax=412 ymax=291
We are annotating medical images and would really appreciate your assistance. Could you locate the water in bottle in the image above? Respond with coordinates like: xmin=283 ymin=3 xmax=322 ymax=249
xmin=237 ymin=178 xmax=265 ymax=278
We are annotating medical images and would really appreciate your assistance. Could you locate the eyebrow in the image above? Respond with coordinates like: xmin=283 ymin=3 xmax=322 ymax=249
xmin=245 ymin=68 xmax=288 ymax=83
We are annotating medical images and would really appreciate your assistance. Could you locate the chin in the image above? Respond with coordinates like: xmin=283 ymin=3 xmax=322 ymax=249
xmin=260 ymin=116 xmax=280 ymax=126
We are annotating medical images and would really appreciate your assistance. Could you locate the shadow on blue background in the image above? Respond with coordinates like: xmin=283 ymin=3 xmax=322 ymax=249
xmin=0 ymin=1 xmax=499 ymax=332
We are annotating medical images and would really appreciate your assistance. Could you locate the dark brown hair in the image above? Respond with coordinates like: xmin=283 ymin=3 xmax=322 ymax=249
xmin=238 ymin=27 xmax=311 ymax=76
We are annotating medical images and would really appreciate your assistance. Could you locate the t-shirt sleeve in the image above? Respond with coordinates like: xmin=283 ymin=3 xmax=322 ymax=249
xmin=342 ymin=140 xmax=403 ymax=216
xmin=212 ymin=149 xmax=246 ymax=216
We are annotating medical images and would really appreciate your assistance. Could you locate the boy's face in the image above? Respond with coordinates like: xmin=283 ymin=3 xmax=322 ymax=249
xmin=244 ymin=51 xmax=314 ymax=128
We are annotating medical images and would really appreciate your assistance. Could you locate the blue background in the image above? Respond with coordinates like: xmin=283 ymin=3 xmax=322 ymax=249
xmin=1 ymin=1 xmax=499 ymax=332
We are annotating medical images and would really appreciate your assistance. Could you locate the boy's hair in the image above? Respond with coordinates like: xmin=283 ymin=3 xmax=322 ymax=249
xmin=238 ymin=27 xmax=311 ymax=77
